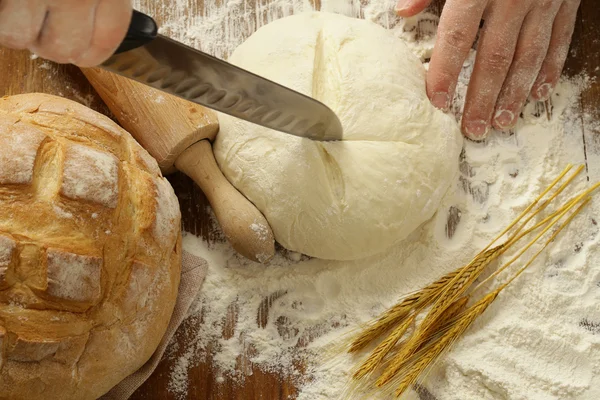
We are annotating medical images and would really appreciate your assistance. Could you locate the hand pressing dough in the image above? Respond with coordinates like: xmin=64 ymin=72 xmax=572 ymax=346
xmin=0 ymin=93 xmax=181 ymax=399
xmin=214 ymin=12 xmax=463 ymax=260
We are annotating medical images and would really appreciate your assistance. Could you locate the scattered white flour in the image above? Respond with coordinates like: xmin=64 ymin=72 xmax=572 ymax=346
xmin=52 ymin=205 xmax=74 ymax=219
xmin=133 ymin=1 xmax=600 ymax=399
xmin=249 ymin=222 xmax=270 ymax=241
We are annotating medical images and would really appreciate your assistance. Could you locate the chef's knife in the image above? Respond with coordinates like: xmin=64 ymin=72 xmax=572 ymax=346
xmin=100 ymin=10 xmax=343 ymax=141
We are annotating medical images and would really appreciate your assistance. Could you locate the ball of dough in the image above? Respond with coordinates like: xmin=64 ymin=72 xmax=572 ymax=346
xmin=0 ymin=94 xmax=181 ymax=399
xmin=214 ymin=12 xmax=463 ymax=260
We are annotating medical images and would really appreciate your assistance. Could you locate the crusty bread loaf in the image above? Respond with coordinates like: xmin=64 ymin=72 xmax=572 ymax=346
xmin=0 ymin=93 xmax=182 ymax=399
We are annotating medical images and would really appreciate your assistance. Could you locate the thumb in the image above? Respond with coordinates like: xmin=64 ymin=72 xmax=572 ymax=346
xmin=395 ymin=0 xmax=433 ymax=17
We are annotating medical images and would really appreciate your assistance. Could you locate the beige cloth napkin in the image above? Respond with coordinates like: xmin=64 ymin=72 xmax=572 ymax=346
xmin=101 ymin=250 xmax=209 ymax=400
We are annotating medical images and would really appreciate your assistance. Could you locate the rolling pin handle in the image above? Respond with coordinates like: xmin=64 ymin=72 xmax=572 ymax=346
xmin=114 ymin=10 xmax=158 ymax=54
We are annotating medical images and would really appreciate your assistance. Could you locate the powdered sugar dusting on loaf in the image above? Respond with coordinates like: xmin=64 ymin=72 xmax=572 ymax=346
xmin=46 ymin=249 xmax=102 ymax=304
xmin=0 ymin=235 xmax=15 ymax=281
xmin=124 ymin=262 xmax=155 ymax=315
xmin=0 ymin=235 xmax=15 ymax=267
xmin=52 ymin=205 xmax=74 ymax=219
xmin=153 ymin=177 xmax=181 ymax=244
xmin=61 ymin=144 xmax=119 ymax=208
xmin=0 ymin=122 xmax=46 ymax=185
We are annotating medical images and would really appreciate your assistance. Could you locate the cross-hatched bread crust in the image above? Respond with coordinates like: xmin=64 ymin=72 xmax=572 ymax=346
xmin=0 ymin=93 xmax=182 ymax=399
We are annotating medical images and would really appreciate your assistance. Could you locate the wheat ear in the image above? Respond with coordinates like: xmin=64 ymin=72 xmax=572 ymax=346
xmin=393 ymin=291 xmax=499 ymax=397
xmin=376 ymin=246 xmax=502 ymax=387
xmin=393 ymin=195 xmax=591 ymax=398
xmin=416 ymin=296 xmax=469 ymax=351
xmin=409 ymin=167 xmax=587 ymax=349
xmin=354 ymin=165 xmax=576 ymax=351
xmin=349 ymin=267 xmax=461 ymax=353
xmin=378 ymin=296 xmax=469 ymax=387
xmin=353 ymin=314 xmax=416 ymax=380
xmin=350 ymin=166 xmax=578 ymax=356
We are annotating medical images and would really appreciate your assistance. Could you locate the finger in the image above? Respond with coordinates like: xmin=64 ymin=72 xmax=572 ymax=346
xmin=461 ymin=3 xmax=529 ymax=140
xmin=32 ymin=0 xmax=98 ymax=64
xmin=75 ymin=0 xmax=132 ymax=67
xmin=530 ymin=0 xmax=581 ymax=101
xmin=426 ymin=0 xmax=487 ymax=111
xmin=0 ymin=0 xmax=47 ymax=49
xmin=492 ymin=6 xmax=560 ymax=130
xmin=396 ymin=0 xmax=433 ymax=17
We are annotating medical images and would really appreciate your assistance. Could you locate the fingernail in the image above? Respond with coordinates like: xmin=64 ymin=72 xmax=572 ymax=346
xmin=395 ymin=0 xmax=412 ymax=12
xmin=493 ymin=110 xmax=515 ymax=130
xmin=535 ymin=83 xmax=552 ymax=101
xmin=463 ymin=120 xmax=490 ymax=141
xmin=431 ymin=92 xmax=450 ymax=111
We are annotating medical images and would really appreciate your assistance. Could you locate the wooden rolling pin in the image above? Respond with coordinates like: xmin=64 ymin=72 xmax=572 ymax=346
xmin=81 ymin=67 xmax=275 ymax=263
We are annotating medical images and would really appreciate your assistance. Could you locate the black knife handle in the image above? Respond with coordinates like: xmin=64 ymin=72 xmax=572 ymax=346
xmin=114 ymin=10 xmax=158 ymax=54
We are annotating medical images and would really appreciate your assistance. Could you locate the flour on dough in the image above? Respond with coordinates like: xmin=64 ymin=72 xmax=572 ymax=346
xmin=214 ymin=12 xmax=463 ymax=260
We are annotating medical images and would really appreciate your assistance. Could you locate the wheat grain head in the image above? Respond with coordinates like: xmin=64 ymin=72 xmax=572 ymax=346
xmin=376 ymin=246 xmax=502 ymax=387
xmin=393 ymin=290 xmax=499 ymax=396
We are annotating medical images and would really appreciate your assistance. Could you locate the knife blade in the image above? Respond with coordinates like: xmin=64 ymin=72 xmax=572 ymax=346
xmin=100 ymin=10 xmax=343 ymax=141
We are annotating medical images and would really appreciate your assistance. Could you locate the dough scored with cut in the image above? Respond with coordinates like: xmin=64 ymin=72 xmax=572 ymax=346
xmin=214 ymin=12 xmax=463 ymax=260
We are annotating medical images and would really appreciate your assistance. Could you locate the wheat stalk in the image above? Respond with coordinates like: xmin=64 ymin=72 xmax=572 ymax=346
xmin=353 ymin=314 xmax=416 ymax=380
xmin=349 ymin=267 xmax=462 ymax=353
xmin=472 ymin=192 xmax=595 ymax=295
xmin=393 ymin=290 xmax=499 ymax=396
xmin=392 ymin=195 xmax=591 ymax=398
xmin=416 ymin=295 xmax=469 ymax=351
xmin=505 ymin=165 xmax=584 ymax=243
xmin=351 ymin=165 xmax=579 ymax=355
xmin=376 ymin=245 xmax=502 ymax=387
xmin=376 ymin=296 xmax=470 ymax=387
xmin=471 ymin=164 xmax=575 ymax=255
xmin=345 ymin=165 xmax=596 ymax=398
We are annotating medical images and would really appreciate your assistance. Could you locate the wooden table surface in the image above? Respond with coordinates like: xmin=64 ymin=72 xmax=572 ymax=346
xmin=1 ymin=1 xmax=599 ymax=399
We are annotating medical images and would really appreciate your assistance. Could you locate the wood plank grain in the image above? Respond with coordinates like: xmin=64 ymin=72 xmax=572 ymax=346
xmin=568 ymin=1 xmax=600 ymax=183
xmin=0 ymin=48 xmax=110 ymax=114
